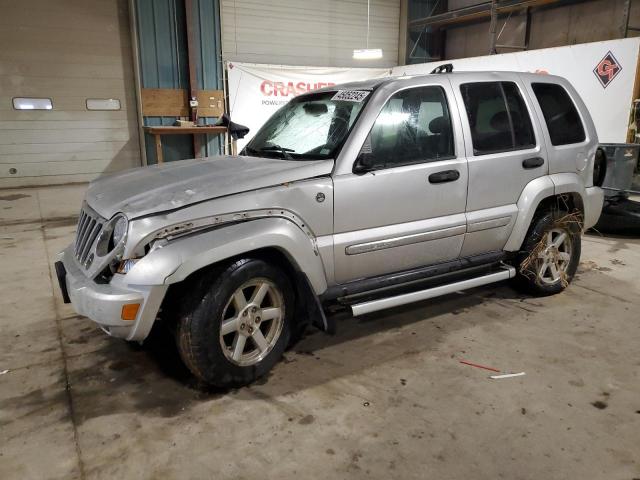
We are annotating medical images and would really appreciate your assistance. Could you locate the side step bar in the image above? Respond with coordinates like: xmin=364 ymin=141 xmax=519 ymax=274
xmin=350 ymin=265 xmax=516 ymax=317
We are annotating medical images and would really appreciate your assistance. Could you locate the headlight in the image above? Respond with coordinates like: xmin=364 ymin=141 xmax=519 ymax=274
xmin=112 ymin=215 xmax=128 ymax=247
xmin=95 ymin=214 xmax=129 ymax=257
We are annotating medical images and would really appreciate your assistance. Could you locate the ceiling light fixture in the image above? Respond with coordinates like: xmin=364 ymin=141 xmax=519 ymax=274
xmin=353 ymin=0 xmax=383 ymax=60
xmin=353 ymin=48 xmax=383 ymax=60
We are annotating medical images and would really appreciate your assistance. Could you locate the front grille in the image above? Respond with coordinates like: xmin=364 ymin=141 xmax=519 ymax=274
xmin=74 ymin=205 xmax=105 ymax=267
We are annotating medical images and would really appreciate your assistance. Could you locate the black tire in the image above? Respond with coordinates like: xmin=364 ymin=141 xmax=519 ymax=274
xmin=515 ymin=210 xmax=581 ymax=296
xmin=175 ymin=258 xmax=294 ymax=388
xmin=592 ymin=148 xmax=607 ymax=187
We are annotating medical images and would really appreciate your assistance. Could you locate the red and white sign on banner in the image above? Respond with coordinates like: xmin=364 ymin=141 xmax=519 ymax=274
xmin=227 ymin=62 xmax=390 ymax=149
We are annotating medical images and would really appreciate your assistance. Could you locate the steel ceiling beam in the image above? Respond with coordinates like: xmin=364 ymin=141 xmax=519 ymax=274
xmin=408 ymin=0 xmax=572 ymax=29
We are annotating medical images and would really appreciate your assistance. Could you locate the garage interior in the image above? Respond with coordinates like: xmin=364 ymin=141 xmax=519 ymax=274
xmin=1 ymin=1 xmax=639 ymax=479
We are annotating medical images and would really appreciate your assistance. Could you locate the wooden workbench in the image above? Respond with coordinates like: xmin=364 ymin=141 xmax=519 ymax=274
xmin=143 ymin=126 xmax=228 ymax=164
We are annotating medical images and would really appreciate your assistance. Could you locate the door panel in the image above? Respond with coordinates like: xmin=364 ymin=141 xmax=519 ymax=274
xmin=453 ymin=77 xmax=548 ymax=210
xmin=332 ymin=83 xmax=470 ymax=284
xmin=465 ymin=148 xmax=546 ymax=211
xmin=460 ymin=204 xmax=518 ymax=257
xmin=448 ymin=74 xmax=549 ymax=254
xmin=333 ymin=161 xmax=467 ymax=283
xmin=332 ymin=83 xmax=469 ymax=284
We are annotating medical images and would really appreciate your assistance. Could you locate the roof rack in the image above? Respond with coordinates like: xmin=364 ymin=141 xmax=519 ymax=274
xmin=430 ymin=63 xmax=454 ymax=74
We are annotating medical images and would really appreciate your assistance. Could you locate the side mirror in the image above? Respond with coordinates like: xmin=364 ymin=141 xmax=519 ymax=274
xmin=353 ymin=152 xmax=375 ymax=174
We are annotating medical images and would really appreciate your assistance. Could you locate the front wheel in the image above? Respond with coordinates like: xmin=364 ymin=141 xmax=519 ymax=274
xmin=515 ymin=210 xmax=581 ymax=296
xmin=176 ymin=258 xmax=294 ymax=388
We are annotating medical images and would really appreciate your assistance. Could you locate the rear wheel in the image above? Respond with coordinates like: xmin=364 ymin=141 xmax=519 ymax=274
xmin=176 ymin=258 xmax=294 ymax=388
xmin=515 ymin=210 xmax=581 ymax=296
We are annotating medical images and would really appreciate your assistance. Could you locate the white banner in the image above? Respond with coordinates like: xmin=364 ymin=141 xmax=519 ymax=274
xmin=392 ymin=38 xmax=640 ymax=144
xmin=227 ymin=62 xmax=391 ymax=149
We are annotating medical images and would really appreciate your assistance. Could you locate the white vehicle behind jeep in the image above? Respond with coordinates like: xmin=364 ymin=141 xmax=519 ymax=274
xmin=56 ymin=69 xmax=604 ymax=387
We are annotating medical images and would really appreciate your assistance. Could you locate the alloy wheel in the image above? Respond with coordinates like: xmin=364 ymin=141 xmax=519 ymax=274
xmin=536 ymin=228 xmax=572 ymax=285
xmin=219 ymin=278 xmax=285 ymax=367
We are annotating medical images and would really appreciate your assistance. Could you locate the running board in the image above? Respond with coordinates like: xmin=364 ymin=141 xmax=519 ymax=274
xmin=350 ymin=266 xmax=516 ymax=317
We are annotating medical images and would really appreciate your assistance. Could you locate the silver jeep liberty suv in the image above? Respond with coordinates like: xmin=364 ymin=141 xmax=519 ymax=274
xmin=56 ymin=69 xmax=604 ymax=387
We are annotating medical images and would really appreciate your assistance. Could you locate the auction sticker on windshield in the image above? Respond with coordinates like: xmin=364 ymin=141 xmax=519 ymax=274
xmin=332 ymin=90 xmax=370 ymax=102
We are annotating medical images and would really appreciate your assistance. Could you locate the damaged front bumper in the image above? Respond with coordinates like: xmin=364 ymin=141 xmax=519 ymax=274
xmin=55 ymin=246 xmax=167 ymax=342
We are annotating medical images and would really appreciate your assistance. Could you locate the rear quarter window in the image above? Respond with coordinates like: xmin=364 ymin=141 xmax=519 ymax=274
xmin=531 ymin=83 xmax=586 ymax=146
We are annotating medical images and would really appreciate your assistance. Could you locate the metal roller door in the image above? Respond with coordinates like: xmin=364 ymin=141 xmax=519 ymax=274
xmin=221 ymin=0 xmax=400 ymax=67
xmin=0 ymin=0 xmax=141 ymax=188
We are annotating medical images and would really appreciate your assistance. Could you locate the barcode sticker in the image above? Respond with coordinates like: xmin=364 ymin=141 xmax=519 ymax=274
xmin=332 ymin=90 xmax=370 ymax=102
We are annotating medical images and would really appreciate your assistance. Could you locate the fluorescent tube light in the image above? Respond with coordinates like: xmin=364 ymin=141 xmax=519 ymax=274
xmin=12 ymin=97 xmax=52 ymax=110
xmin=353 ymin=48 xmax=383 ymax=60
xmin=86 ymin=98 xmax=121 ymax=111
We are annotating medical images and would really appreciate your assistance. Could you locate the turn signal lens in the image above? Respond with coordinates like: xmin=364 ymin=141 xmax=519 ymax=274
xmin=121 ymin=303 xmax=140 ymax=321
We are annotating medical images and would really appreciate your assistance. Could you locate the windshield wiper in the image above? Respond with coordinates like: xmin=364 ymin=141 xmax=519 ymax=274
xmin=259 ymin=144 xmax=296 ymax=159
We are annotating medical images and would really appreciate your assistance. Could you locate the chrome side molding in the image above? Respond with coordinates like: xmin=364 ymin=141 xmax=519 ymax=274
xmin=345 ymin=224 xmax=466 ymax=255
xmin=467 ymin=215 xmax=512 ymax=233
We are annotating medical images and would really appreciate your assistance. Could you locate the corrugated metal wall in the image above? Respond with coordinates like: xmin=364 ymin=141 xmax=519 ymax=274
xmin=221 ymin=0 xmax=400 ymax=67
xmin=0 ymin=0 xmax=141 ymax=188
xmin=194 ymin=0 xmax=225 ymax=159
xmin=440 ymin=0 xmax=640 ymax=60
xmin=135 ymin=0 xmax=224 ymax=164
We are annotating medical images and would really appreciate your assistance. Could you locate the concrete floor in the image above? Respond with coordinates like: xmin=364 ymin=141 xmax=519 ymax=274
xmin=1 ymin=184 xmax=639 ymax=480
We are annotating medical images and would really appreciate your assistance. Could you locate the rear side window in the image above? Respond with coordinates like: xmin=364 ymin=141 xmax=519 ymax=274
xmin=460 ymin=81 xmax=536 ymax=155
xmin=532 ymin=83 xmax=585 ymax=146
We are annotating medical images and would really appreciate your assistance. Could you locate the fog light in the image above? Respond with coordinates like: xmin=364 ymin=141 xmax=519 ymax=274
xmin=121 ymin=303 xmax=140 ymax=321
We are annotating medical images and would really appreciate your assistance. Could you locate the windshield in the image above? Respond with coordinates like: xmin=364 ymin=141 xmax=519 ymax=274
xmin=243 ymin=90 xmax=371 ymax=160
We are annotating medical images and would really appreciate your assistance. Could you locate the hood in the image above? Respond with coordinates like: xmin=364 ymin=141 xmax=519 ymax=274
xmin=86 ymin=155 xmax=334 ymax=219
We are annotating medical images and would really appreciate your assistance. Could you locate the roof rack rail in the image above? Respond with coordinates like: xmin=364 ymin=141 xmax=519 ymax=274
xmin=431 ymin=63 xmax=454 ymax=74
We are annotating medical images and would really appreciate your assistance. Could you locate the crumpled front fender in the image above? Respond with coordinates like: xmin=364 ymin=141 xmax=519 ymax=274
xmin=124 ymin=217 xmax=328 ymax=295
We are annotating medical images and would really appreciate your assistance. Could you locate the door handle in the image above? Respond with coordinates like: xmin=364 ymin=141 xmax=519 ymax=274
xmin=428 ymin=170 xmax=460 ymax=184
xmin=522 ymin=157 xmax=544 ymax=169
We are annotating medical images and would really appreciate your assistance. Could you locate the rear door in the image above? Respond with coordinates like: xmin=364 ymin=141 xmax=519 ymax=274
xmin=448 ymin=74 xmax=548 ymax=257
